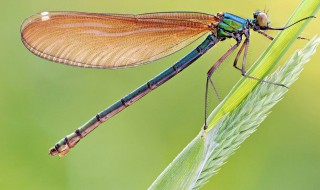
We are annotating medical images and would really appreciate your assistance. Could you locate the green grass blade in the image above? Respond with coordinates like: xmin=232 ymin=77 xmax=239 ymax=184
xmin=149 ymin=0 xmax=319 ymax=189
xmin=149 ymin=132 xmax=206 ymax=190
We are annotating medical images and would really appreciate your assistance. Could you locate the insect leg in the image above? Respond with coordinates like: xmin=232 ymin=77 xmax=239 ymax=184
xmin=233 ymin=41 xmax=247 ymax=71
xmin=257 ymin=30 xmax=310 ymax=41
xmin=237 ymin=38 xmax=288 ymax=88
xmin=257 ymin=30 xmax=274 ymax=40
xmin=204 ymin=41 xmax=241 ymax=129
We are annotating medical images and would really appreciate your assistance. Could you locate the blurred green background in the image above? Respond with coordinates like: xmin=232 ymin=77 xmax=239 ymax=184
xmin=1 ymin=0 xmax=319 ymax=189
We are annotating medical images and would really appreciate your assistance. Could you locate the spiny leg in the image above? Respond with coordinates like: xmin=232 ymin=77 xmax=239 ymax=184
xmin=297 ymin=36 xmax=310 ymax=41
xmin=204 ymin=41 xmax=241 ymax=129
xmin=241 ymin=38 xmax=250 ymax=75
xmin=257 ymin=30 xmax=310 ymax=41
xmin=233 ymin=41 xmax=247 ymax=71
xmin=237 ymin=37 xmax=288 ymax=88
xmin=257 ymin=30 xmax=274 ymax=40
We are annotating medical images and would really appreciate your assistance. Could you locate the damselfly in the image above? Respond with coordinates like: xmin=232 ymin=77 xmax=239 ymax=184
xmin=21 ymin=10 xmax=313 ymax=157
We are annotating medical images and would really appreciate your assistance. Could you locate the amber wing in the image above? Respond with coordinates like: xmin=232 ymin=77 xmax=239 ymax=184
xmin=21 ymin=11 xmax=218 ymax=68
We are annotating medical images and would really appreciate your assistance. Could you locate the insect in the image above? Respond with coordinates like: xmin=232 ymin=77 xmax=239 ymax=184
xmin=21 ymin=10 xmax=313 ymax=157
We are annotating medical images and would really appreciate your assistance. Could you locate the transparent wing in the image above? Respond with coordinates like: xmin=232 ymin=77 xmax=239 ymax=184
xmin=21 ymin=11 xmax=219 ymax=68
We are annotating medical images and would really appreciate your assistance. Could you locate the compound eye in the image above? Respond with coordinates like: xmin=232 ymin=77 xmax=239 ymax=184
xmin=253 ymin=11 xmax=261 ymax=19
xmin=257 ymin=12 xmax=268 ymax=27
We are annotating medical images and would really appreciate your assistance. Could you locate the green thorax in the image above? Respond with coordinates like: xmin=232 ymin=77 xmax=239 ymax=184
xmin=217 ymin=13 xmax=249 ymax=38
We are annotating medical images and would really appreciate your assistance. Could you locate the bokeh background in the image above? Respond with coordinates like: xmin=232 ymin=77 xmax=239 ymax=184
xmin=1 ymin=0 xmax=319 ymax=189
